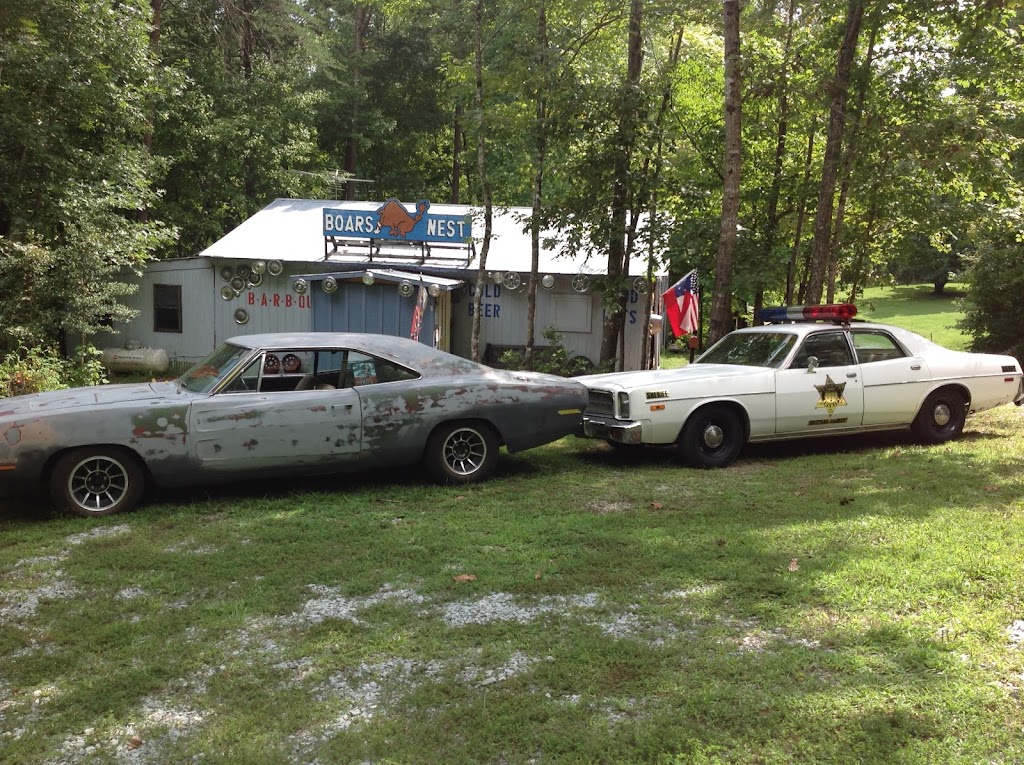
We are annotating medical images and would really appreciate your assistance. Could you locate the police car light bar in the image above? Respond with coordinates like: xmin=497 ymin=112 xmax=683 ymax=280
xmin=759 ymin=304 xmax=858 ymax=323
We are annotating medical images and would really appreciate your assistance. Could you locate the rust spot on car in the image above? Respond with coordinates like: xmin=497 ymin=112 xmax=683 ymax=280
xmin=309 ymin=405 xmax=327 ymax=413
xmin=208 ymin=410 xmax=263 ymax=423
xmin=4 ymin=424 xmax=23 ymax=445
xmin=130 ymin=409 xmax=188 ymax=443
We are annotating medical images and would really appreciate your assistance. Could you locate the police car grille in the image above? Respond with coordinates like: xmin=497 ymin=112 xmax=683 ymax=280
xmin=586 ymin=390 xmax=615 ymax=417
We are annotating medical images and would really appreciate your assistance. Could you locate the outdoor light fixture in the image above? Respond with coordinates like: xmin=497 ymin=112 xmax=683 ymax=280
xmin=362 ymin=271 xmax=375 ymax=286
xmin=251 ymin=260 xmax=267 ymax=275
xmin=427 ymin=283 xmax=441 ymax=298
xmin=399 ymin=280 xmax=414 ymax=297
xmin=541 ymin=274 xmax=555 ymax=289
xmin=292 ymin=278 xmax=308 ymax=294
xmin=267 ymin=260 xmax=284 ymax=276
xmin=322 ymin=276 xmax=338 ymax=294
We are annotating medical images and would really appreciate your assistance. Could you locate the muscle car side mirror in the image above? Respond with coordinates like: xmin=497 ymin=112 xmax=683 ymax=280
xmin=806 ymin=355 xmax=819 ymax=373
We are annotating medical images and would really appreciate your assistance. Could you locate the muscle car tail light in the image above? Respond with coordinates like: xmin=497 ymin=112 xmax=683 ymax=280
xmin=617 ymin=392 xmax=630 ymax=419
xmin=759 ymin=304 xmax=858 ymax=323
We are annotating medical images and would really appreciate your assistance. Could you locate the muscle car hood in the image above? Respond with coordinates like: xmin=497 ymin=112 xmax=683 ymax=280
xmin=577 ymin=364 xmax=766 ymax=391
xmin=0 ymin=381 xmax=184 ymax=418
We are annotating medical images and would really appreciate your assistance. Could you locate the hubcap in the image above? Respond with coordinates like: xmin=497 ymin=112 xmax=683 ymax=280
xmin=68 ymin=456 xmax=129 ymax=512
xmin=702 ymin=424 xmax=725 ymax=450
xmin=933 ymin=403 xmax=951 ymax=427
xmin=443 ymin=429 xmax=486 ymax=476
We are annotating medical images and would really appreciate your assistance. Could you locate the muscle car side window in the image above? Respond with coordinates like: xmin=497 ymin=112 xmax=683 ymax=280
xmin=851 ymin=331 xmax=907 ymax=364
xmin=343 ymin=352 xmax=420 ymax=387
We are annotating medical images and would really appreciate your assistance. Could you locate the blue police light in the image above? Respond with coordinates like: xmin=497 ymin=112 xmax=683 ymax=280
xmin=759 ymin=304 xmax=858 ymax=323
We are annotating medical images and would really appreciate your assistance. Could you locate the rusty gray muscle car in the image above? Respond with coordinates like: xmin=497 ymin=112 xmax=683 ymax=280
xmin=0 ymin=333 xmax=588 ymax=517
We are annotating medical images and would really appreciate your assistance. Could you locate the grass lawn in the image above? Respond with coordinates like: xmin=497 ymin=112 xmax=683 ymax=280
xmin=2 ymin=286 xmax=1022 ymax=764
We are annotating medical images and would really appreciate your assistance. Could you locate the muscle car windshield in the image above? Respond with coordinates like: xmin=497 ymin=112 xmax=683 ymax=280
xmin=696 ymin=331 xmax=797 ymax=368
xmin=178 ymin=343 xmax=252 ymax=393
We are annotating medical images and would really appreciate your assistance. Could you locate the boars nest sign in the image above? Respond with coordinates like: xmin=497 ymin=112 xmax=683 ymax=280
xmin=323 ymin=198 xmax=472 ymax=244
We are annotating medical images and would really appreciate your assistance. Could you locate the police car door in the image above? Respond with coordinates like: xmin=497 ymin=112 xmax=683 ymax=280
xmin=774 ymin=329 xmax=865 ymax=434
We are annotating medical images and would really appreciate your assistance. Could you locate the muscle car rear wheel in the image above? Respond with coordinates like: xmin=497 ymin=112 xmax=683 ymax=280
xmin=678 ymin=406 xmax=744 ymax=468
xmin=50 ymin=447 xmax=145 ymax=518
xmin=425 ymin=422 xmax=498 ymax=484
xmin=911 ymin=388 xmax=966 ymax=445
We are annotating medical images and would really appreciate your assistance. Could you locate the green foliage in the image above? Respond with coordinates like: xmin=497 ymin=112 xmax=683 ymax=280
xmin=0 ymin=0 xmax=172 ymax=354
xmin=0 ymin=344 xmax=106 ymax=398
xmin=959 ymin=233 xmax=1024 ymax=361
xmin=497 ymin=326 xmax=597 ymax=376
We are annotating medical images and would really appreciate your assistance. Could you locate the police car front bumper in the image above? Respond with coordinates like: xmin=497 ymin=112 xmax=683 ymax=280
xmin=582 ymin=415 xmax=643 ymax=444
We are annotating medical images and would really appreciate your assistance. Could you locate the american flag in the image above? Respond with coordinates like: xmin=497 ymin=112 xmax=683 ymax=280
xmin=663 ymin=269 xmax=699 ymax=337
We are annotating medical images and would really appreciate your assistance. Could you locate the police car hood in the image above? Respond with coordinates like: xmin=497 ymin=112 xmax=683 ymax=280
xmin=576 ymin=364 xmax=767 ymax=391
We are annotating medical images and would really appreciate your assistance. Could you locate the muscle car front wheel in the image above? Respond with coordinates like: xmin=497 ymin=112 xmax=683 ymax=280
xmin=911 ymin=388 xmax=966 ymax=445
xmin=425 ymin=421 xmax=498 ymax=484
xmin=50 ymin=447 xmax=146 ymax=518
xmin=677 ymin=405 xmax=744 ymax=469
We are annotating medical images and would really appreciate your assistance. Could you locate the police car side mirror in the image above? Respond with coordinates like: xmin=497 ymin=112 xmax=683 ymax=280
xmin=806 ymin=356 xmax=819 ymax=373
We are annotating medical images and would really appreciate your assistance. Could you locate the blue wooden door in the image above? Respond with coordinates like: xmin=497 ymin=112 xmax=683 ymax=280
xmin=312 ymin=282 xmax=436 ymax=345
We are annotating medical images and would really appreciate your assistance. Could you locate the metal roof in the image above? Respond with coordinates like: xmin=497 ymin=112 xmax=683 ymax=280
xmin=198 ymin=198 xmax=667 ymax=277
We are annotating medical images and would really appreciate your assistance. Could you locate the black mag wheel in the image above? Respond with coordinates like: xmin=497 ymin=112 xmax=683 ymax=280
xmin=50 ymin=447 xmax=145 ymax=518
xmin=677 ymin=405 xmax=745 ymax=469
xmin=911 ymin=388 xmax=966 ymax=445
xmin=425 ymin=422 xmax=499 ymax=484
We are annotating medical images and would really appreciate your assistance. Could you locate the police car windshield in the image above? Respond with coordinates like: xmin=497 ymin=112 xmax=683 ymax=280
xmin=696 ymin=331 xmax=797 ymax=369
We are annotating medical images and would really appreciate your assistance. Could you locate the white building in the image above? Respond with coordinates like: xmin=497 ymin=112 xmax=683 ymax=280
xmin=99 ymin=198 xmax=669 ymax=372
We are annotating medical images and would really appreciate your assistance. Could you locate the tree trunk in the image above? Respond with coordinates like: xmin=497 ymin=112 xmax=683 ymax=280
xmin=826 ymin=21 xmax=876 ymax=303
xmin=804 ymin=0 xmax=864 ymax=305
xmin=451 ymin=104 xmax=463 ymax=203
xmin=599 ymin=0 xmax=643 ymax=365
xmin=756 ymin=0 xmax=797 ymax=325
xmin=526 ymin=1 xmax=547 ymax=371
xmin=709 ymin=0 xmax=742 ymax=345
xmin=846 ymin=193 xmax=877 ymax=302
xmin=345 ymin=5 xmax=368 ymax=201
xmin=470 ymin=0 xmax=492 ymax=363
xmin=787 ymin=125 xmax=815 ymax=304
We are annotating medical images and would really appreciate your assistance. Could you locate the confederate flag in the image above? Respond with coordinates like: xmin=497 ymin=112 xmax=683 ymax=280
xmin=662 ymin=269 xmax=699 ymax=337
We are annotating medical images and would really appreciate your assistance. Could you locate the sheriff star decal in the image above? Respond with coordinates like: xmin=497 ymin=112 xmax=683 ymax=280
xmin=814 ymin=375 xmax=848 ymax=416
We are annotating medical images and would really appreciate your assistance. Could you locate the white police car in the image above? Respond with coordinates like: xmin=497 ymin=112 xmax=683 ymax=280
xmin=578 ymin=304 xmax=1024 ymax=467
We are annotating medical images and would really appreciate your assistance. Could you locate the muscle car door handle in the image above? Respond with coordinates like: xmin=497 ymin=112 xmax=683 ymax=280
xmin=846 ymin=372 xmax=858 ymax=378
xmin=911 ymin=364 xmax=921 ymax=370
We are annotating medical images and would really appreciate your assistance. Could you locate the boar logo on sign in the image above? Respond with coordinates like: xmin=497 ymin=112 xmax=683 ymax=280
xmin=376 ymin=198 xmax=429 ymax=238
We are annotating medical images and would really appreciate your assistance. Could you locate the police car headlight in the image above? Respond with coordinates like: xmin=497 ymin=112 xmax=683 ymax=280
xmin=617 ymin=392 xmax=630 ymax=420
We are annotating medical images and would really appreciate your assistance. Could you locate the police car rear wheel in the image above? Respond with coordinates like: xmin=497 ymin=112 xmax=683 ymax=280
xmin=678 ymin=406 xmax=744 ymax=469
xmin=912 ymin=389 xmax=966 ymax=445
